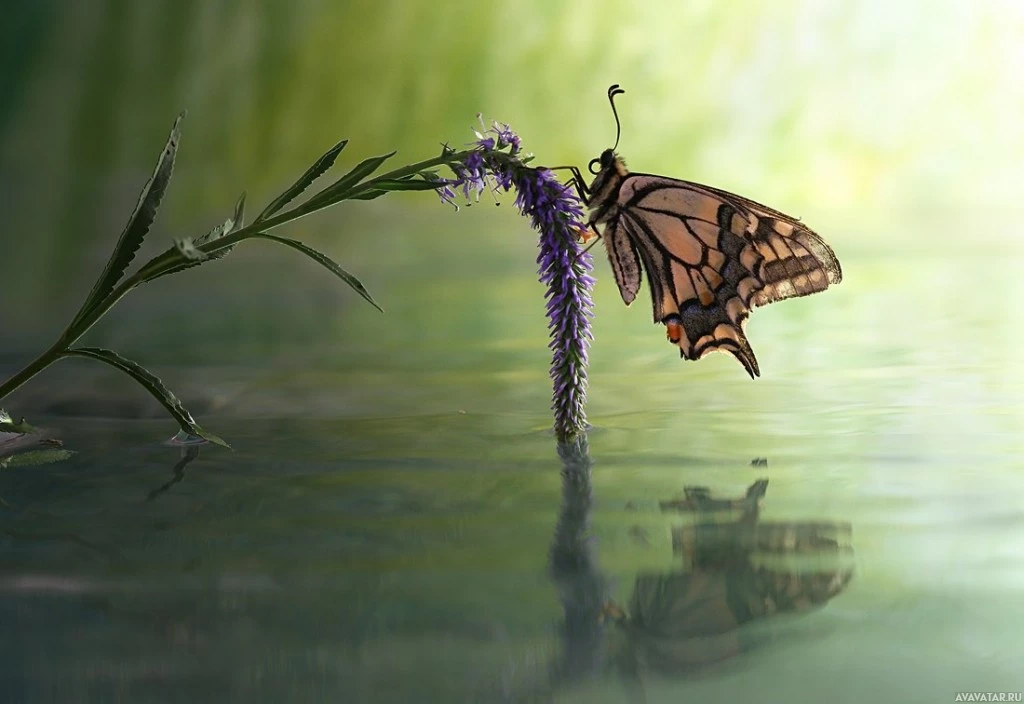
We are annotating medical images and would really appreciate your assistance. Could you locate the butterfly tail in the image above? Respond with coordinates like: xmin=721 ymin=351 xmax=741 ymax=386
xmin=666 ymin=316 xmax=760 ymax=378
xmin=715 ymin=331 xmax=761 ymax=379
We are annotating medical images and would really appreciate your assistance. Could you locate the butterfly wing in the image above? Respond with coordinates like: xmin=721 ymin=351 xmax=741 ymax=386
xmin=603 ymin=217 xmax=642 ymax=305
xmin=603 ymin=174 xmax=841 ymax=377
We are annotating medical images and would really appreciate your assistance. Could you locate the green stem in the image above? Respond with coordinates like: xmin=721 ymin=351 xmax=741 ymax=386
xmin=259 ymin=149 xmax=474 ymax=227
xmin=0 ymin=339 xmax=67 ymax=401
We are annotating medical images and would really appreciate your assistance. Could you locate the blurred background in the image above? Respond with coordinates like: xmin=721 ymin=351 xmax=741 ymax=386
xmin=3 ymin=0 xmax=1023 ymax=354
xmin=2 ymin=0 xmax=1022 ymax=422
xmin=2 ymin=2 xmax=1023 ymax=701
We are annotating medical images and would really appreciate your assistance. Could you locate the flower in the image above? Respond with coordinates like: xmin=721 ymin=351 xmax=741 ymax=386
xmin=440 ymin=121 xmax=594 ymax=442
xmin=521 ymin=169 xmax=594 ymax=443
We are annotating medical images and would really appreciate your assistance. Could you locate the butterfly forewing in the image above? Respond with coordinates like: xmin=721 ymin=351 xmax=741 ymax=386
xmin=591 ymin=169 xmax=841 ymax=378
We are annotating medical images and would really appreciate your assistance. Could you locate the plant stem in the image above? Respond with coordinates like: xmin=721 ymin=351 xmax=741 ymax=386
xmin=0 ymin=148 xmax=477 ymax=406
xmin=0 ymin=339 xmax=67 ymax=401
xmin=258 ymin=149 xmax=474 ymax=227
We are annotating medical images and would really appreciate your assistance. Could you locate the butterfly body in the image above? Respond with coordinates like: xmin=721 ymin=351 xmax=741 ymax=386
xmin=581 ymin=146 xmax=842 ymax=378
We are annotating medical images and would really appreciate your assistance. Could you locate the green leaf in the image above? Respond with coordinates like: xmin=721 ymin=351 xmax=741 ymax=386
xmin=61 ymin=347 xmax=230 ymax=448
xmin=348 ymin=190 xmax=389 ymax=201
xmin=195 ymin=218 xmax=233 ymax=247
xmin=173 ymin=238 xmax=208 ymax=261
xmin=143 ymin=192 xmax=244 ymax=284
xmin=358 ymin=178 xmax=445 ymax=193
xmin=201 ymin=191 xmax=247 ymax=262
xmin=254 ymin=139 xmax=348 ymax=223
xmin=248 ymin=232 xmax=383 ymax=312
xmin=310 ymin=151 xmax=397 ymax=206
xmin=1 ymin=448 xmax=74 ymax=470
xmin=230 ymin=191 xmax=246 ymax=231
xmin=70 ymin=112 xmax=184 ymax=327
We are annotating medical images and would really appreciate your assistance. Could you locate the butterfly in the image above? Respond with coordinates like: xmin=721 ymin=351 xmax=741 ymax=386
xmin=553 ymin=85 xmax=842 ymax=378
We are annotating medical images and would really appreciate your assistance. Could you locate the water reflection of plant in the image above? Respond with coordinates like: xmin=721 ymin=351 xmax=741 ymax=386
xmin=145 ymin=445 xmax=201 ymax=502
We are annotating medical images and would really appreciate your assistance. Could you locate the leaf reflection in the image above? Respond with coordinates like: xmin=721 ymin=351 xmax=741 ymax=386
xmin=145 ymin=445 xmax=201 ymax=502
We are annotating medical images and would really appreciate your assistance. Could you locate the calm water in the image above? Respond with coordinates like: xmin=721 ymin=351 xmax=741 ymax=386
xmin=1 ymin=215 xmax=1022 ymax=702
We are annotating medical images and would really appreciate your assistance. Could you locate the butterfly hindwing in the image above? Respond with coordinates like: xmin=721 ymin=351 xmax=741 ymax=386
xmin=603 ymin=216 xmax=642 ymax=305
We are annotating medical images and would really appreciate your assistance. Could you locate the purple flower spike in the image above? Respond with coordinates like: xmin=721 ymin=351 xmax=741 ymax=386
xmin=439 ymin=119 xmax=594 ymax=442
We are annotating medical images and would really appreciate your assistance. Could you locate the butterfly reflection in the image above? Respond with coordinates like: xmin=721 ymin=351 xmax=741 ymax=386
xmin=604 ymin=479 xmax=853 ymax=678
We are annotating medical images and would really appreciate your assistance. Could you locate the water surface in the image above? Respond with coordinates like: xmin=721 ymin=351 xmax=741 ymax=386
xmin=2 ymin=223 xmax=1022 ymax=703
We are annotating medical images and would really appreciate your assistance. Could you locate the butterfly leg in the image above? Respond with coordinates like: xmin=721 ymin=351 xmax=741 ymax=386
xmin=544 ymin=165 xmax=591 ymax=204
xmin=543 ymin=165 xmax=603 ymax=252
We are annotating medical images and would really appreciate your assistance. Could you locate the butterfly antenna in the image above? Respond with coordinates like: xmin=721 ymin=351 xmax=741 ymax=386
xmin=607 ymin=84 xmax=626 ymax=150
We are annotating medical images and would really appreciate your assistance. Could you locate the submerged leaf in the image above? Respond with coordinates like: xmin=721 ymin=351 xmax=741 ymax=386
xmin=61 ymin=347 xmax=230 ymax=448
xmin=255 ymin=139 xmax=348 ymax=223
xmin=71 ymin=112 xmax=184 ymax=326
xmin=0 ymin=448 xmax=74 ymax=470
xmin=249 ymin=232 xmax=383 ymax=312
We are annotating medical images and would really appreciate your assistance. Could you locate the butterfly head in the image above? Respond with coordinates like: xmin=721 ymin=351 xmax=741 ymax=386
xmin=587 ymin=148 xmax=628 ymax=209
xmin=595 ymin=148 xmax=617 ymax=171
xmin=586 ymin=85 xmax=630 ymax=212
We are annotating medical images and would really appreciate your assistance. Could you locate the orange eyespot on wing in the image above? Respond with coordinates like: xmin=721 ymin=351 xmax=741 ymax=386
xmin=665 ymin=319 xmax=683 ymax=344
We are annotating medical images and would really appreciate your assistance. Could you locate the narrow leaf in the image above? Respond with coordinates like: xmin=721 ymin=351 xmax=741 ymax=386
xmin=358 ymin=178 xmax=446 ymax=192
xmin=348 ymin=190 xmax=388 ymax=201
xmin=143 ymin=198 xmax=239 ymax=284
xmin=255 ymin=139 xmax=348 ymax=223
xmin=309 ymin=151 xmax=397 ymax=207
xmin=71 ymin=112 xmax=184 ymax=326
xmin=203 ymin=191 xmax=247 ymax=261
xmin=231 ymin=191 xmax=246 ymax=232
xmin=195 ymin=217 xmax=233 ymax=246
xmin=61 ymin=347 xmax=230 ymax=448
xmin=248 ymin=232 xmax=383 ymax=312
xmin=348 ymin=175 xmax=446 ymax=201
xmin=195 ymin=211 xmax=236 ymax=260
xmin=174 ymin=238 xmax=208 ymax=261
